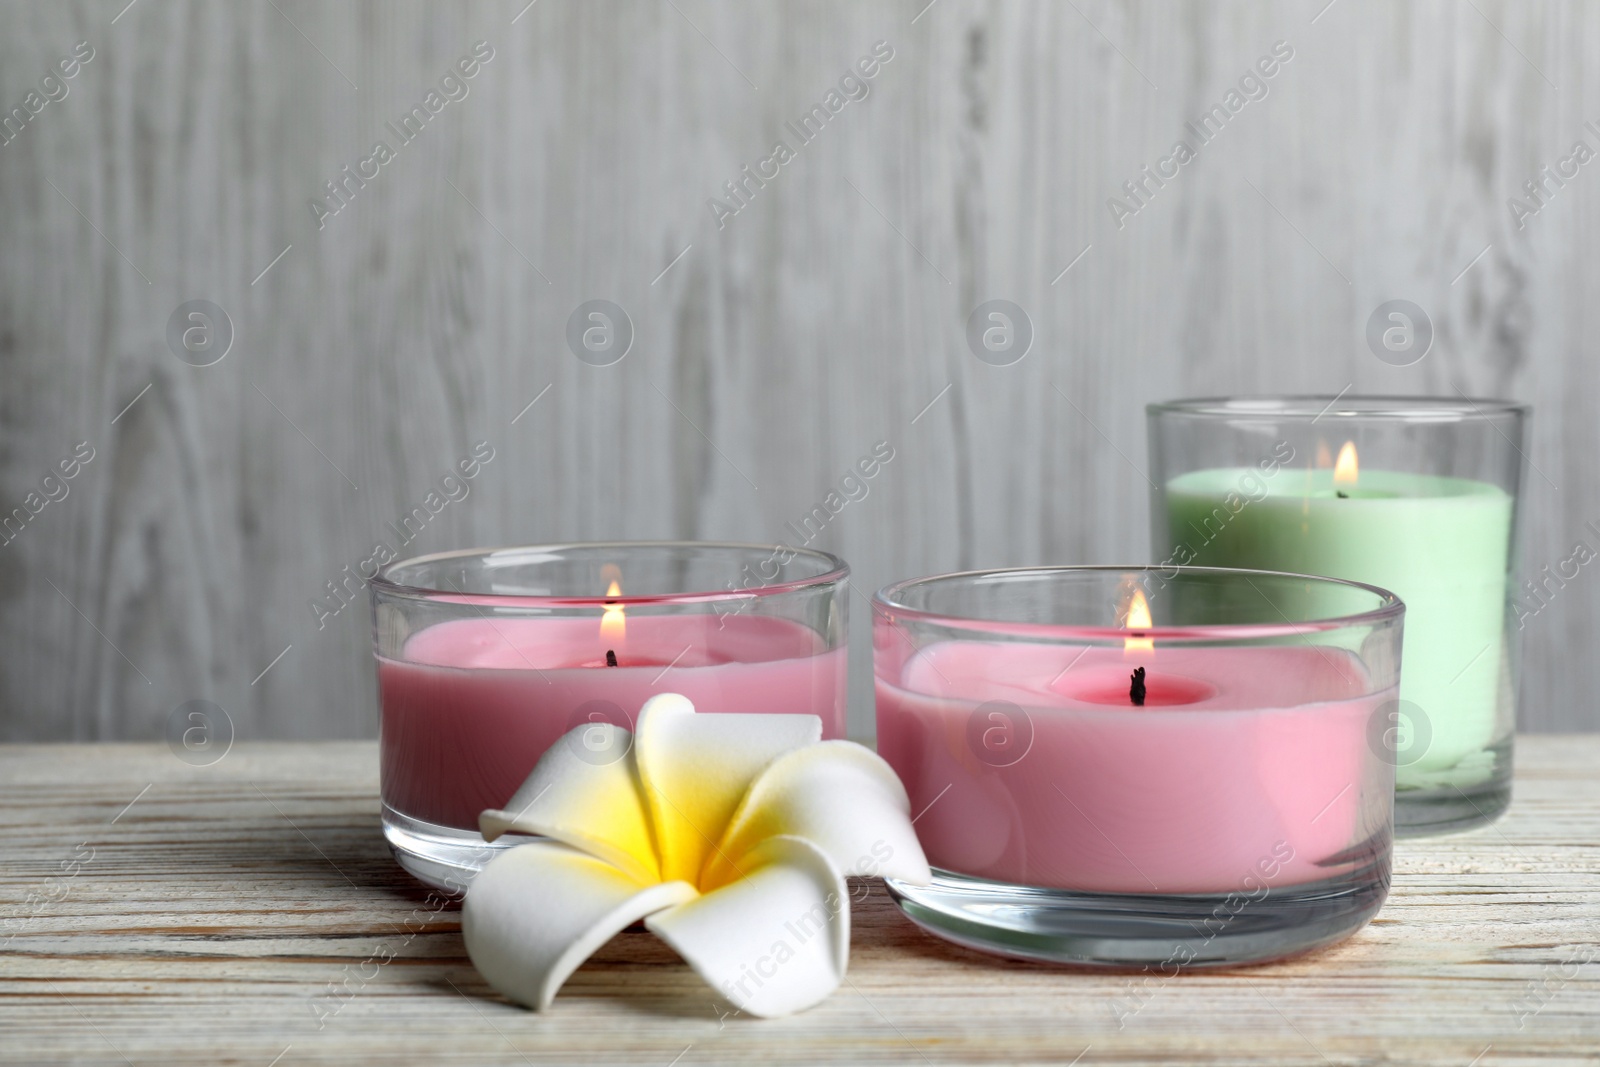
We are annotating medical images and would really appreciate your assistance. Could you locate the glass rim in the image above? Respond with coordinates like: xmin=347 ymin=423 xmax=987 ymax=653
xmin=872 ymin=564 xmax=1404 ymax=642
xmin=370 ymin=540 xmax=850 ymax=607
xmin=1147 ymin=394 xmax=1528 ymax=422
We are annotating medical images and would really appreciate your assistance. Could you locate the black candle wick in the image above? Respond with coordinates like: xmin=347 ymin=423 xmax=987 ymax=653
xmin=1336 ymin=489 xmax=1349 ymax=499
xmin=1130 ymin=666 xmax=1147 ymax=707
xmin=605 ymin=649 xmax=618 ymax=667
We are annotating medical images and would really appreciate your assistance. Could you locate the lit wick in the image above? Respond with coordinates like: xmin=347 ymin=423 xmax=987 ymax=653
xmin=1130 ymin=666 xmax=1147 ymax=707
xmin=599 ymin=575 xmax=626 ymax=655
xmin=1333 ymin=440 xmax=1358 ymax=502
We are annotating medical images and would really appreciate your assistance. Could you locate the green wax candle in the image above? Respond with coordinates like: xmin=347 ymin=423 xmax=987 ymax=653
xmin=1163 ymin=462 xmax=1512 ymax=783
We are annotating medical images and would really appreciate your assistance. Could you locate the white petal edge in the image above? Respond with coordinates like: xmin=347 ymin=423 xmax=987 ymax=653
xmin=462 ymin=841 xmax=695 ymax=1011
xmin=634 ymin=693 xmax=822 ymax=884
xmin=478 ymin=724 xmax=658 ymax=885
xmin=704 ymin=740 xmax=931 ymax=889
xmin=647 ymin=835 xmax=848 ymax=1019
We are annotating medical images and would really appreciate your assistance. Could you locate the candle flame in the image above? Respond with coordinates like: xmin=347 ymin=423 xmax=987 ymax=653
xmin=600 ymin=578 xmax=626 ymax=644
xmin=1333 ymin=440 xmax=1359 ymax=488
xmin=1122 ymin=587 xmax=1153 ymax=656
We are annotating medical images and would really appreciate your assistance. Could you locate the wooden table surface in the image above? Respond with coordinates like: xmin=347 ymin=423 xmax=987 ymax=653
xmin=3 ymin=739 xmax=1598 ymax=1066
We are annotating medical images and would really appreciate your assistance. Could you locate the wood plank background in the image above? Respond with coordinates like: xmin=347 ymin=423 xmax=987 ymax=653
xmin=0 ymin=0 xmax=1593 ymax=741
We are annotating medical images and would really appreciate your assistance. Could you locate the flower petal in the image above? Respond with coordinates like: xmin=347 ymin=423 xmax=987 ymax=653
xmin=646 ymin=835 xmax=848 ymax=1018
xmin=462 ymin=841 xmax=696 ymax=1011
xmin=633 ymin=693 xmax=821 ymax=884
xmin=703 ymin=740 xmax=932 ymax=890
xmin=479 ymin=724 xmax=658 ymax=885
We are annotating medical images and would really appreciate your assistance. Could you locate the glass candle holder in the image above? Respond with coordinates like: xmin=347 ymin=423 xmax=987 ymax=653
xmin=874 ymin=565 xmax=1402 ymax=967
xmin=370 ymin=541 xmax=849 ymax=890
xmin=1148 ymin=396 xmax=1528 ymax=835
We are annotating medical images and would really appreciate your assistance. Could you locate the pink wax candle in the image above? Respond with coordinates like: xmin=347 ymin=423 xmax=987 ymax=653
xmin=369 ymin=542 xmax=851 ymax=888
xmin=876 ymin=640 xmax=1393 ymax=894
xmin=379 ymin=613 xmax=846 ymax=831
xmin=872 ymin=566 xmax=1402 ymax=966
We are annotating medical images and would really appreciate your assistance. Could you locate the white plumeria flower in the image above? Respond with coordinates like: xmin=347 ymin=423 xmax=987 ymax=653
xmin=462 ymin=693 xmax=930 ymax=1018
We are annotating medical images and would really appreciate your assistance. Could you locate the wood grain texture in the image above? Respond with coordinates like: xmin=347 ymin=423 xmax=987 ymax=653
xmin=0 ymin=0 xmax=1594 ymax=741
xmin=2 ymin=737 xmax=1599 ymax=1065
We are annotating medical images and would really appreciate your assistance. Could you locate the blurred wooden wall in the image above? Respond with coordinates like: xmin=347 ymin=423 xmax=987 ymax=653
xmin=0 ymin=0 xmax=1592 ymax=740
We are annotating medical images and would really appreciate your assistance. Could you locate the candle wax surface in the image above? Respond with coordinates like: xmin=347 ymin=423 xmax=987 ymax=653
xmin=379 ymin=614 xmax=846 ymax=830
xmin=1164 ymin=467 xmax=1511 ymax=781
xmin=875 ymin=641 xmax=1393 ymax=894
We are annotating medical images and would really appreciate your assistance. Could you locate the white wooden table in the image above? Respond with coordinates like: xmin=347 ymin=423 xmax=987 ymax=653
xmin=3 ymin=738 xmax=1598 ymax=1065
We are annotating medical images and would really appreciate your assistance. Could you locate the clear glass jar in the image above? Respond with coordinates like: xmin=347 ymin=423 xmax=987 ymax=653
xmin=874 ymin=565 xmax=1402 ymax=967
xmin=1148 ymin=395 xmax=1528 ymax=834
xmin=370 ymin=541 xmax=849 ymax=890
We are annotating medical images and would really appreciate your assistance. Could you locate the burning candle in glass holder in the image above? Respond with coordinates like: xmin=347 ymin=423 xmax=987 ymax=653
xmin=1149 ymin=396 xmax=1527 ymax=834
xmin=370 ymin=542 xmax=849 ymax=889
xmin=873 ymin=565 xmax=1403 ymax=967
